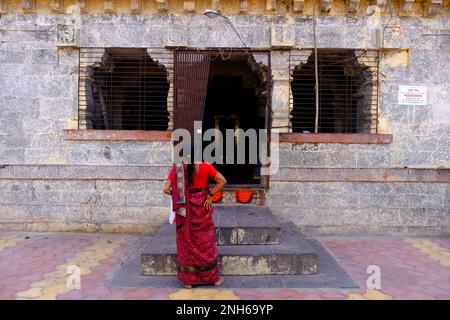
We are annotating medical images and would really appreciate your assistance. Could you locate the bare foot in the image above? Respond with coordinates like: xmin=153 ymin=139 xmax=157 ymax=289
xmin=214 ymin=277 xmax=225 ymax=286
xmin=180 ymin=281 xmax=192 ymax=289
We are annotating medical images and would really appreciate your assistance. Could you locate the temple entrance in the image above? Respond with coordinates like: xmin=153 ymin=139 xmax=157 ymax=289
xmin=202 ymin=51 xmax=270 ymax=186
xmin=173 ymin=49 xmax=270 ymax=187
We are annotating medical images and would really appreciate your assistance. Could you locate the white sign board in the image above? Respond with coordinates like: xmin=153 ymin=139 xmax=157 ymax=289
xmin=398 ymin=86 xmax=427 ymax=105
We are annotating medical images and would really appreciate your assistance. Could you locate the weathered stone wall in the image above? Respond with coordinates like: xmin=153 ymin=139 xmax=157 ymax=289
xmin=0 ymin=10 xmax=449 ymax=235
xmin=267 ymin=141 xmax=449 ymax=235
xmin=2 ymin=13 xmax=448 ymax=166
xmin=267 ymin=181 xmax=449 ymax=236
xmin=267 ymin=162 xmax=449 ymax=235
xmin=0 ymin=165 xmax=171 ymax=234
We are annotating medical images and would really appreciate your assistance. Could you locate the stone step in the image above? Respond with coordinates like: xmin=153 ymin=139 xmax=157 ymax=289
xmin=141 ymin=222 xmax=318 ymax=276
xmin=213 ymin=204 xmax=281 ymax=245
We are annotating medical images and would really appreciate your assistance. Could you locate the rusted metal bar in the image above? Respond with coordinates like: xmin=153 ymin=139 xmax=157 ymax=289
xmin=173 ymin=50 xmax=211 ymax=135
xmin=290 ymin=49 xmax=379 ymax=134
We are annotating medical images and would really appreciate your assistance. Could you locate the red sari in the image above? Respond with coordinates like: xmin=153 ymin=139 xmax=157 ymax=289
xmin=168 ymin=162 xmax=221 ymax=286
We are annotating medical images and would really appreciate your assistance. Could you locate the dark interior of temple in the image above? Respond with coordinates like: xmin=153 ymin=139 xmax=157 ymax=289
xmin=291 ymin=50 xmax=370 ymax=133
xmin=202 ymin=53 xmax=268 ymax=185
xmin=89 ymin=48 xmax=169 ymax=131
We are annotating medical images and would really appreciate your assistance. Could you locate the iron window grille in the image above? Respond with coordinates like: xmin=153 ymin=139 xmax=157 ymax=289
xmin=78 ymin=48 xmax=170 ymax=131
xmin=289 ymin=49 xmax=380 ymax=134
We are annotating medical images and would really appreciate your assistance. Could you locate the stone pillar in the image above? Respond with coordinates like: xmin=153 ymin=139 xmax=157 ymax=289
xmin=356 ymin=50 xmax=379 ymax=133
xmin=288 ymin=49 xmax=313 ymax=133
xmin=147 ymin=48 xmax=174 ymax=131
xmin=271 ymin=50 xmax=292 ymax=133
xmin=330 ymin=79 xmax=347 ymax=133
xmin=166 ymin=69 xmax=174 ymax=131
xmin=78 ymin=49 xmax=106 ymax=130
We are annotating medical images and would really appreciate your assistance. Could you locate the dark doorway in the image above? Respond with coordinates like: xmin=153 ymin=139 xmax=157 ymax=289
xmin=202 ymin=52 xmax=269 ymax=185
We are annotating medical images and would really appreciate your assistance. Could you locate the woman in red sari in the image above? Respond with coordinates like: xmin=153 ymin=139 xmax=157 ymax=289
xmin=163 ymin=160 xmax=226 ymax=288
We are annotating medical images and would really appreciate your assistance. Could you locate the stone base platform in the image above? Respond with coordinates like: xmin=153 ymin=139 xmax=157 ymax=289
xmin=141 ymin=222 xmax=318 ymax=276
xmin=141 ymin=205 xmax=321 ymax=276
xmin=108 ymin=227 xmax=357 ymax=288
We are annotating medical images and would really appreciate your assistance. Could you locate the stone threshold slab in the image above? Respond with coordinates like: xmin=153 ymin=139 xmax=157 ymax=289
xmin=214 ymin=205 xmax=281 ymax=245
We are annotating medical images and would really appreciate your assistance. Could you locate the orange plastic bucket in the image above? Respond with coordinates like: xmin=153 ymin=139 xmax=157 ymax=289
xmin=235 ymin=190 xmax=253 ymax=203
xmin=212 ymin=191 xmax=223 ymax=203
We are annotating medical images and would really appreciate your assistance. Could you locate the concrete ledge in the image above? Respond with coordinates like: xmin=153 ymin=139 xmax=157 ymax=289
xmin=279 ymin=133 xmax=393 ymax=144
xmin=0 ymin=164 xmax=170 ymax=180
xmin=64 ymin=131 xmax=391 ymax=144
xmin=2 ymin=221 xmax=447 ymax=237
xmin=63 ymin=130 xmax=173 ymax=142
xmin=272 ymin=168 xmax=450 ymax=183
xmin=294 ymin=225 xmax=450 ymax=237
xmin=0 ymin=221 xmax=159 ymax=235
xmin=1 ymin=165 xmax=448 ymax=182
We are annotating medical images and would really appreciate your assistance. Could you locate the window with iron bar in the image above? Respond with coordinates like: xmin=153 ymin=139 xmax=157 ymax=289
xmin=289 ymin=49 xmax=379 ymax=134
xmin=78 ymin=48 xmax=169 ymax=131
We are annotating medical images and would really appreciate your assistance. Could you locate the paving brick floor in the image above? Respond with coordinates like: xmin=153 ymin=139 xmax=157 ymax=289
xmin=0 ymin=232 xmax=449 ymax=300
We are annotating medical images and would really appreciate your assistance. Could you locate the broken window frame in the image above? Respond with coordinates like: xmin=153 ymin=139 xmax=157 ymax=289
xmin=289 ymin=49 xmax=380 ymax=134
xmin=77 ymin=47 xmax=171 ymax=131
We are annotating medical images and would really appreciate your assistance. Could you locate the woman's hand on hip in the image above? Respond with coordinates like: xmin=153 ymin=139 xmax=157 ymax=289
xmin=203 ymin=195 xmax=213 ymax=210
xmin=163 ymin=180 xmax=172 ymax=195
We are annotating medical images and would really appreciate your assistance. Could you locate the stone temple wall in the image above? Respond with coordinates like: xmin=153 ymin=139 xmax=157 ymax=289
xmin=0 ymin=7 xmax=449 ymax=235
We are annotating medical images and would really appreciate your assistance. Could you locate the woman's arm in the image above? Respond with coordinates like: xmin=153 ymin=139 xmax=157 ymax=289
xmin=163 ymin=179 xmax=172 ymax=195
xmin=204 ymin=172 xmax=227 ymax=210
xmin=209 ymin=172 xmax=227 ymax=195
xmin=164 ymin=166 xmax=175 ymax=195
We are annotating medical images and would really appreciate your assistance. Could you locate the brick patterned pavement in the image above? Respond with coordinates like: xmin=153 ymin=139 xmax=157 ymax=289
xmin=0 ymin=232 xmax=449 ymax=300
